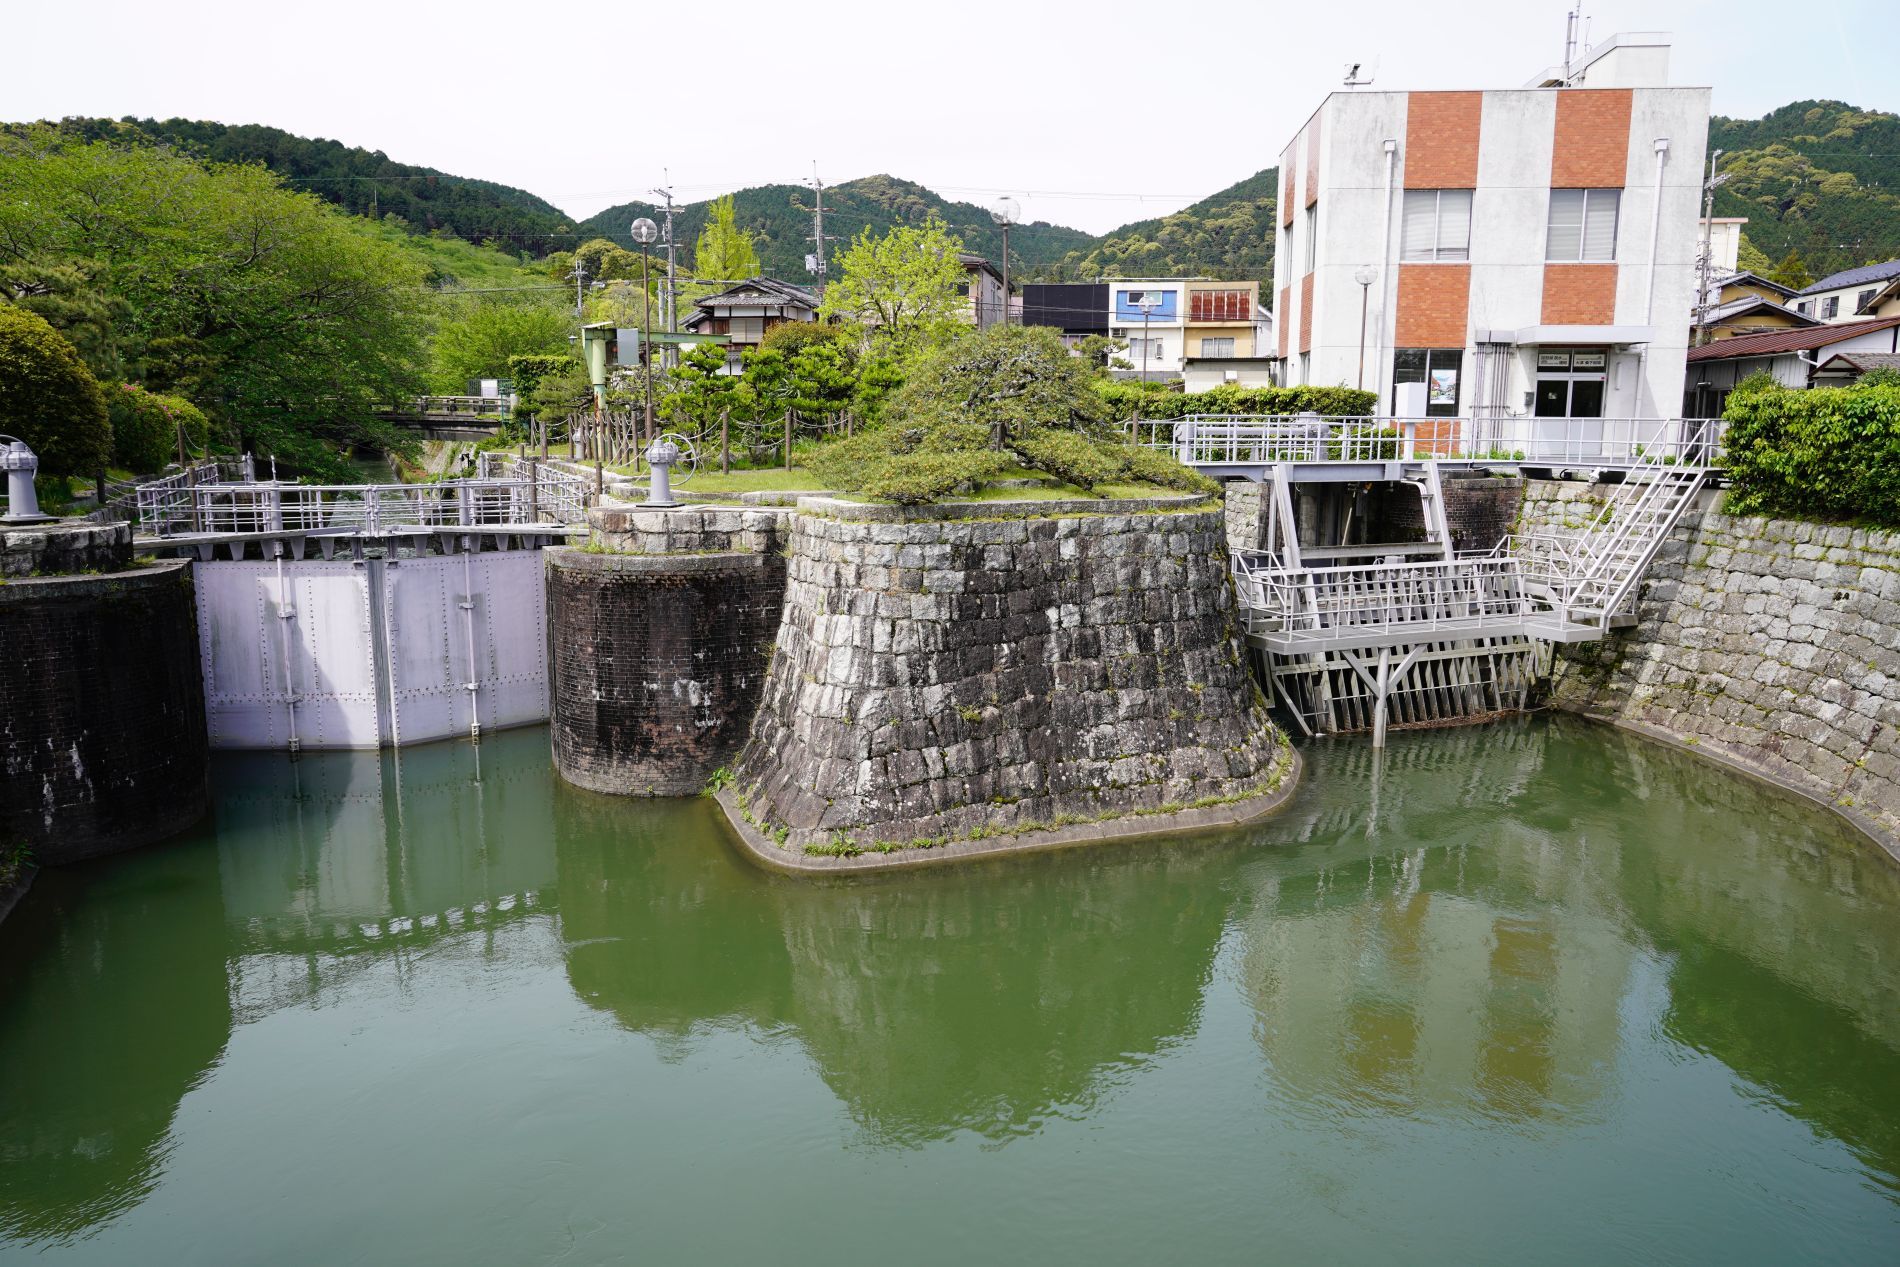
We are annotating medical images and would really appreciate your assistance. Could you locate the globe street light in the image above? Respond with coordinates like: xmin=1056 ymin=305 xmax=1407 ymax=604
xmin=1353 ymin=264 xmax=1379 ymax=391
xmin=631 ymin=217 xmax=660 ymax=450
xmin=990 ymin=197 xmax=1020 ymax=327
xmin=1135 ymin=293 xmax=1161 ymax=383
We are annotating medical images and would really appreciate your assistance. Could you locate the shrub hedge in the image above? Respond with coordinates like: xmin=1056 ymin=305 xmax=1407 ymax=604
xmin=0 ymin=304 xmax=110 ymax=477
xmin=1095 ymin=381 xmax=1376 ymax=419
xmin=106 ymin=383 xmax=210 ymax=473
xmin=1722 ymin=377 xmax=1900 ymax=526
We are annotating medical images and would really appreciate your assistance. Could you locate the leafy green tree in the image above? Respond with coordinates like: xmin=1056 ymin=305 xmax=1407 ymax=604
xmin=429 ymin=300 xmax=570 ymax=393
xmin=1735 ymin=234 xmax=1774 ymax=276
xmin=807 ymin=324 xmax=1212 ymax=503
xmin=105 ymin=383 xmax=210 ymax=473
xmin=0 ymin=127 xmax=432 ymax=479
xmin=819 ymin=214 xmax=967 ymax=356
xmin=573 ymin=238 xmax=643 ymax=281
xmin=690 ymin=195 xmax=762 ymax=287
xmin=1767 ymin=248 xmax=1815 ymax=290
xmin=0 ymin=304 xmax=111 ymax=478
xmin=666 ymin=340 xmax=748 ymax=437
xmin=0 ymin=255 xmax=129 ymax=381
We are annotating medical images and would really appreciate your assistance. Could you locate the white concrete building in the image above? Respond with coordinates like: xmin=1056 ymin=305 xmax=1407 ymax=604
xmin=1793 ymin=260 xmax=1900 ymax=324
xmin=1271 ymin=33 xmax=1710 ymax=426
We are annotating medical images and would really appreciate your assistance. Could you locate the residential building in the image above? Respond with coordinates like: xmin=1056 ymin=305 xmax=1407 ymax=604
xmin=1183 ymin=356 xmax=1278 ymax=392
xmin=1697 ymin=215 xmax=1747 ymax=274
xmin=1855 ymin=276 xmax=1900 ymax=320
xmin=1106 ymin=279 xmax=1188 ymax=379
xmin=1184 ymin=280 xmax=1262 ymax=359
xmin=1682 ymin=315 xmax=1900 ymax=415
xmin=682 ymin=278 xmax=819 ymax=370
xmin=956 ymin=253 xmax=1007 ymax=328
xmin=1794 ymin=260 xmax=1900 ymax=323
xmin=1271 ymin=32 xmax=1709 ymax=422
xmin=1696 ymin=270 xmax=1818 ymax=340
xmin=1812 ymin=350 xmax=1900 ymax=385
xmin=1021 ymin=283 xmax=1108 ymax=348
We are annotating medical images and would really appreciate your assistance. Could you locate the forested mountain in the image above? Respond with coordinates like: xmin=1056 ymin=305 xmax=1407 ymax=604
xmin=1039 ymin=169 xmax=1279 ymax=283
xmin=23 ymin=118 xmax=576 ymax=256
xmin=575 ymin=175 xmax=1094 ymax=282
xmin=1708 ymin=101 xmax=1900 ymax=281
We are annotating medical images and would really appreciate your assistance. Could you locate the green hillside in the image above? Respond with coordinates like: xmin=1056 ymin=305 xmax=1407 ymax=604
xmin=574 ymin=174 xmax=1095 ymax=283
xmin=1708 ymin=101 xmax=1900 ymax=279
xmin=25 ymin=117 xmax=576 ymax=256
xmin=1039 ymin=169 xmax=1280 ymax=283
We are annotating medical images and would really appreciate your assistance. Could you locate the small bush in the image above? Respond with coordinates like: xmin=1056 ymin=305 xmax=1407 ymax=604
xmin=1722 ymin=378 xmax=1900 ymax=526
xmin=106 ymin=383 xmax=209 ymax=473
xmin=1096 ymin=381 xmax=1376 ymax=420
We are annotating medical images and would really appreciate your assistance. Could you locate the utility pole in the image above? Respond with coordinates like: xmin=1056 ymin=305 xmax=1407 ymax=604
xmin=569 ymin=259 xmax=589 ymax=319
xmin=1692 ymin=149 xmax=1729 ymax=348
xmin=651 ymin=176 xmax=677 ymax=367
xmin=801 ymin=163 xmax=835 ymax=290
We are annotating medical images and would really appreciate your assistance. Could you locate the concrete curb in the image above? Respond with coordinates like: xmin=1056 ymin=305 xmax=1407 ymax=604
xmin=793 ymin=493 xmax=1215 ymax=523
xmin=711 ymin=746 xmax=1303 ymax=876
xmin=1569 ymin=711 xmax=1900 ymax=868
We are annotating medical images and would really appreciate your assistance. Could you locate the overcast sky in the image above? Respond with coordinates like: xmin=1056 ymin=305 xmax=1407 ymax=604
xmin=5 ymin=0 xmax=1892 ymax=235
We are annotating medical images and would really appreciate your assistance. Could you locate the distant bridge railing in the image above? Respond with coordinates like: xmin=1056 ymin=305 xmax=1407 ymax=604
xmin=1232 ymin=549 xmax=1533 ymax=645
xmin=381 ymin=395 xmax=514 ymax=419
xmin=1135 ymin=415 xmax=1726 ymax=468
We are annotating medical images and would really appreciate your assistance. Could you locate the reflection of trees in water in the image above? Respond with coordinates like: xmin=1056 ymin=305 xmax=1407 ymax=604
xmin=1236 ymin=715 xmax=1900 ymax=1182
xmin=555 ymin=788 xmax=1247 ymax=1146
xmin=0 ymin=848 xmax=233 ymax=1245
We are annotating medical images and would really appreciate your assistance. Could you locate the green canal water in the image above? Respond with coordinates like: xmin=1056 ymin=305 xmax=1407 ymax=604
xmin=3 ymin=717 xmax=1898 ymax=1265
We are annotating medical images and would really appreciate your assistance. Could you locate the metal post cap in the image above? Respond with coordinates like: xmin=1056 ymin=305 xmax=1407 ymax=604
xmin=1 ymin=438 xmax=39 ymax=471
xmin=645 ymin=438 xmax=680 ymax=465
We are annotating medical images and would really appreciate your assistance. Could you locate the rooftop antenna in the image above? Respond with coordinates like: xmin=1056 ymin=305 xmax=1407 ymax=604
xmin=1343 ymin=62 xmax=1374 ymax=89
xmin=1562 ymin=3 xmax=1587 ymax=84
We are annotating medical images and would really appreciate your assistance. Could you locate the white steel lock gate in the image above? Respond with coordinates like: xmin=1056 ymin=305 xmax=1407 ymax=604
xmin=195 ymin=551 xmax=549 ymax=750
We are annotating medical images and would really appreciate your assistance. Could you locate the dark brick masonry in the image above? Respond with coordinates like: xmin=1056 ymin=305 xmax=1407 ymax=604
xmin=1370 ymin=476 xmax=1525 ymax=554
xmin=547 ymin=548 xmax=788 ymax=796
xmin=0 ymin=561 xmax=209 ymax=864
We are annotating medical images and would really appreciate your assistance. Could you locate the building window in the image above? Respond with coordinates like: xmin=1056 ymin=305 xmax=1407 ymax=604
xmin=1400 ymin=190 xmax=1473 ymax=262
xmin=1200 ymin=338 xmax=1236 ymax=358
xmin=1857 ymin=288 xmax=1878 ymax=313
xmin=1127 ymin=337 xmax=1166 ymax=364
xmin=1304 ymin=205 xmax=1318 ymax=274
xmin=1546 ymin=189 xmax=1620 ymax=262
xmin=1393 ymin=348 xmax=1463 ymax=417
xmin=1299 ymin=351 xmax=1311 ymax=383
xmin=1796 ymin=300 xmax=1813 ymax=315
xmin=1821 ymin=295 xmax=1840 ymax=319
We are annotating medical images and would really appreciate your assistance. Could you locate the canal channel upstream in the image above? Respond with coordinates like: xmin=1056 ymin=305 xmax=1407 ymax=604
xmin=3 ymin=716 xmax=1897 ymax=1264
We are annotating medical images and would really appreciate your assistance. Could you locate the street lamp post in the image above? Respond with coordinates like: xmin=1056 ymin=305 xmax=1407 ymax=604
xmin=990 ymin=197 xmax=1020 ymax=327
xmin=1136 ymin=294 xmax=1160 ymax=384
xmin=631 ymin=217 xmax=660 ymax=452
xmin=1353 ymin=265 xmax=1379 ymax=390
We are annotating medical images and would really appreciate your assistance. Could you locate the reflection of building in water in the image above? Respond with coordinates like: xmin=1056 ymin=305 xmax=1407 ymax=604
xmin=1240 ymin=844 xmax=1632 ymax=1122
xmin=0 ymin=850 xmax=233 ymax=1244
xmin=555 ymin=810 xmax=1247 ymax=1146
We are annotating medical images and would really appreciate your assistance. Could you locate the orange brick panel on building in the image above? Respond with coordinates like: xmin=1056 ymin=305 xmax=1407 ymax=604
xmin=1299 ymin=276 xmax=1315 ymax=354
xmin=1394 ymin=265 xmax=1471 ymax=348
xmin=1283 ymin=163 xmax=1296 ymax=227
xmin=1541 ymin=264 xmax=1618 ymax=324
xmin=1403 ymin=92 xmax=1482 ymax=189
xmin=1305 ymin=117 xmax=1321 ymax=207
xmin=1551 ymin=90 xmax=1633 ymax=187
xmin=1278 ymin=286 xmax=1291 ymax=357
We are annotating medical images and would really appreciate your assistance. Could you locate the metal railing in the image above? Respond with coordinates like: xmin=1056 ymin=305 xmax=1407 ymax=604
xmin=477 ymin=453 xmax=591 ymax=523
xmin=384 ymin=395 xmax=514 ymax=418
xmin=1232 ymin=549 xmax=1533 ymax=641
xmin=1135 ymin=415 xmax=1727 ymax=468
xmin=145 ymin=476 xmax=586 ymax=539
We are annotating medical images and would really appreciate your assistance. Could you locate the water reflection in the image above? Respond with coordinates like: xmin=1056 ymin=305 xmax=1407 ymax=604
xmin=2 ymin=716 xmax=1898 ymax=1251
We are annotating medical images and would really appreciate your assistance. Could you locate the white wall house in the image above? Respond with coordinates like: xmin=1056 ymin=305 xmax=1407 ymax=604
xmin=1106 ymin=280 xmax=1188 ymax=379
xmin=1270 ymin=32 xmax=1709 ymax=426
xmin=1793 ymin=261 xmax=1900 ymax=324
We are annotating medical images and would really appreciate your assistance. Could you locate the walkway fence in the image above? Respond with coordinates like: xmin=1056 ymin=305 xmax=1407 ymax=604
xmin=1133 ymin=415 xmax=1726 ymax=469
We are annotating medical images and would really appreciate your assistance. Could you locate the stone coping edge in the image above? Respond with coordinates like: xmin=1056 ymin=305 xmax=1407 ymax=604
xmin=0 ymin=558 xmax=190 ymax=603
xmin=1564 ymin=709 xmax=1900 ymax=869
xmin=711 ymin=747 xmax=1303 ymax=876
xmin=544 ymin=546 xmax=771 ymax=576
xmin=792 ymin=493 xmax=1216 ymax=523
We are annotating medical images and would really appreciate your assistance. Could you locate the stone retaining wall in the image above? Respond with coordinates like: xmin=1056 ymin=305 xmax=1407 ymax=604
xmin=732 ymin=495 xmax=1295 ymax=858
xmin=0 ymin=561 xmax=209 ymax=863
xmin=1536 ymin=485 xmax=1900 ymax=856
xmin=1 ymin=520 xmax=131 ymax=578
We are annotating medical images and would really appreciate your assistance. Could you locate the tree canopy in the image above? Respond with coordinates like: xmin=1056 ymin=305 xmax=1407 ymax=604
xmin=807 ymin=324 xmax=1213 ymax=504
xmin=819 ymin=215 xmax=968 ymax=356
xmin=0 ymin=304 xmax=110 ymax=478
xmin=0 ymin=126 xmax=433 ymax=477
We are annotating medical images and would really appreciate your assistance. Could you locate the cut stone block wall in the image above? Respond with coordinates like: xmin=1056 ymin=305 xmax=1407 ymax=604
xmin=0 ymin=561 xmax=209 ymax=863
xmin=1535 ymin=483 xmax=1900 ymax=855
xmin=1 ymin=520 xmax=131 ymax=578
xmin=733 ymin=496 xmax=1294 ymax=852
xmin=547 ymin=544 xmax=787 ymax=797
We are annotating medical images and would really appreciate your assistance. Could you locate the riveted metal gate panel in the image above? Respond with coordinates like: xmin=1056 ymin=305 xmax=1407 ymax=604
xmin=196 ymin=551 xmax=548 ymax=750
xmin=381 ymin=551 xmax=548 ymax=746
xmin=197 ymin=559 xmax=381 ymax=749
